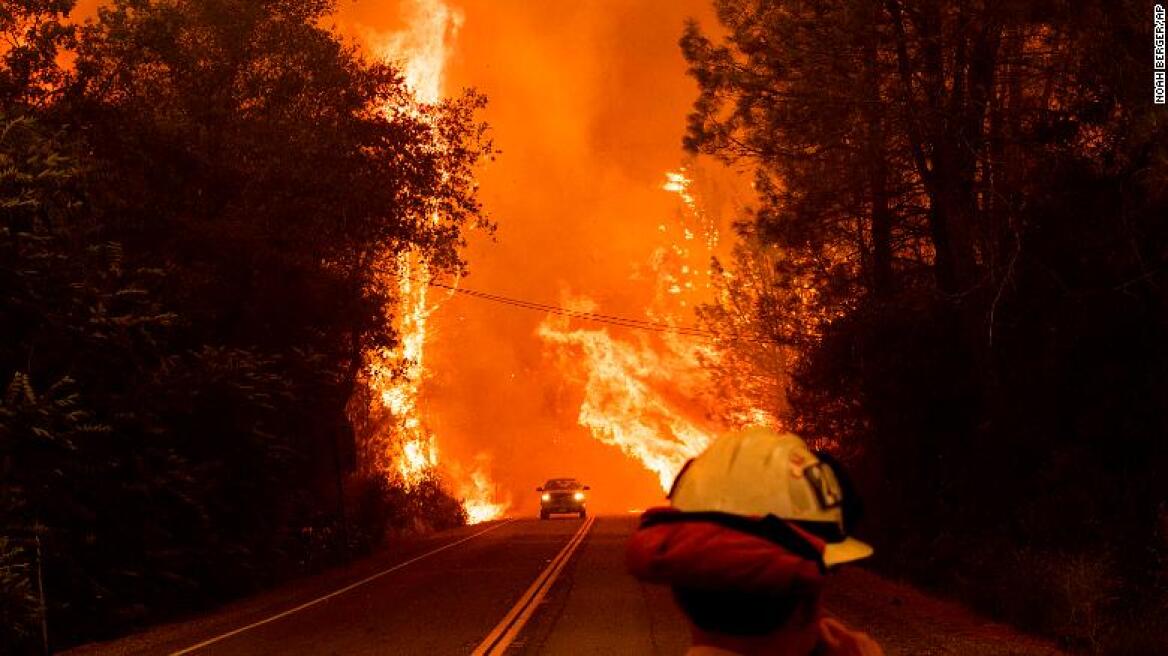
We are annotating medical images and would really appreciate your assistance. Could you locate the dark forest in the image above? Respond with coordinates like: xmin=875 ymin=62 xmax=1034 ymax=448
xmin=688 ymin=1 xmax=1167 ymax=653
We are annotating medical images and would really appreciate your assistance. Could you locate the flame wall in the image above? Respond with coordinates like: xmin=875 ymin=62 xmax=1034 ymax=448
xmin=71 ymin=0 xmax=749 ymax=516
xmin=342 ymin=0 xmax=745 ymax=515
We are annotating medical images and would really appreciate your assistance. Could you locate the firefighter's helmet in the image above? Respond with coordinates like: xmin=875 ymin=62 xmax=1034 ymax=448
xmin=668 ymin=427 xmax=873 ymax=566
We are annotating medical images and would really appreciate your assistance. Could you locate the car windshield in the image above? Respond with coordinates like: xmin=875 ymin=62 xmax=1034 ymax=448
xmin=544 ymin=479 xmax=581 ymax=490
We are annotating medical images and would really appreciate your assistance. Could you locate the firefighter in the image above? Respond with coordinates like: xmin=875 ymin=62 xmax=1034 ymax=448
xmin=627 ymin=427 xmax=883 ymax=656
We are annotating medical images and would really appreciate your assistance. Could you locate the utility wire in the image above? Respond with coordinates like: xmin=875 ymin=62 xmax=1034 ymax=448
xmin=426 ymin=280 xmax=723 ymax=339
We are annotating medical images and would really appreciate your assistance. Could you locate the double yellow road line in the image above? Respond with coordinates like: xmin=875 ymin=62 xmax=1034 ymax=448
xmin=166 ymin=517 xmax=594 ymax=655
xmin=472 ymin=516 xmax=596 ymax=655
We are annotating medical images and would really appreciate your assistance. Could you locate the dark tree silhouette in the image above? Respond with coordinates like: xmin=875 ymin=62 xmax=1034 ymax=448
xmin=686 ymin=0 xmax=1168 ymax=651
xmin=1 ymin=0 xmax=490 ymax=650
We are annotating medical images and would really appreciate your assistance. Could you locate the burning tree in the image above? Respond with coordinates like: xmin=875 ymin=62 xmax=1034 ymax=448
xmin=353 ymin=0 xmax=508 ymax=525
xmin=536 ymin=165 xmax=771 ymax=493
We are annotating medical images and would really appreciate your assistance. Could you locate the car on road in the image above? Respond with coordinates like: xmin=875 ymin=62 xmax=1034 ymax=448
xmin=537 ymin=478 xmax=590 ymax=519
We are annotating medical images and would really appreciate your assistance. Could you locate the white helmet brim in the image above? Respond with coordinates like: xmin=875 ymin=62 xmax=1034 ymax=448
xmin=823 ymin=536 xmax=874 ymax=567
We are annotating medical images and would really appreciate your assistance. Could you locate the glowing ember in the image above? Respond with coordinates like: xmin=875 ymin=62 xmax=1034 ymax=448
xmin=663 ymin=168 xmax=720 ymax=253
xmin=663 ymin=169 xmax=698 ymax=215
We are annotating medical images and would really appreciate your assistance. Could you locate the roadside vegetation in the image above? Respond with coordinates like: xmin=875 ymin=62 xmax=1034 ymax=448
xmin=686 ymin=1 xmax=1167 ymax=653
xmin=0 ymin=1 xmax=485 ymax=651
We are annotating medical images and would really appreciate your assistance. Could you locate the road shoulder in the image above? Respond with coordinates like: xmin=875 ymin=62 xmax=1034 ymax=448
xmin=824 ymin=567 xmax=1068 ymax=655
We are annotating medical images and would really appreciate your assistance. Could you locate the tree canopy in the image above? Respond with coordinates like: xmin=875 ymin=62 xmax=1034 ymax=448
xmin=0 ymin=0 xmax=489 ymax=649
xmin=686 ymin=0 xmax=1168 ymax=651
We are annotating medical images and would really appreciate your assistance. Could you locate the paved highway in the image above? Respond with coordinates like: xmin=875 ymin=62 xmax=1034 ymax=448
xmin=68 ymin=516 xmax=1065 ymax=655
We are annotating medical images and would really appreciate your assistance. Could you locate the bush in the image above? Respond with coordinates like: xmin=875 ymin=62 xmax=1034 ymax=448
xmin=0 ymin=538 xmax=40 ymax=652
xmin=343 ymin=472 xmax=467 ymax=555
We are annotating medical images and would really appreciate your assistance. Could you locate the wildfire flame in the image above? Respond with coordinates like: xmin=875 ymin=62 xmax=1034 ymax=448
xmin=460 ymin=460 xmax=509 ymax=525
xmin=363 ymin=5 xmax=766 ymax=511
xmin=377 ymin=256 xmax=440 ymax=482
xmin=535 ymin=167 xmax=768 ymax=492
xmin=538 ymin=306 xmax=714 ymax=491
xmin=662 ymin=170 xmax=698 ymax=217
xmin=371 ymin=0 xmax=464 ymax=105
xmin=364 ymin=0 xmax=506 ymax=523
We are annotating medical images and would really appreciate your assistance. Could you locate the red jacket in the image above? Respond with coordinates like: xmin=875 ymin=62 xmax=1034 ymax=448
xmin=626 ymin=507 xmax=825 ymax=594
xmin=627 ymin=508 xmax=884 ymax=656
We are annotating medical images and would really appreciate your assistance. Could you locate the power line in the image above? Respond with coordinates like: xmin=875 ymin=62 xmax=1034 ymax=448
xmin=429 ymin=281 xmax=715 ymax=336
xmin=427 ymin=280 xmax=723 ymax=339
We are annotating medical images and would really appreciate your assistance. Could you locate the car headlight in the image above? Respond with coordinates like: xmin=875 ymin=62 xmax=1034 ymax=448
xmin=573 ymin=492 xmax=585 ymax=501
xmin=541 ymin=493 xmax=550 ymax=502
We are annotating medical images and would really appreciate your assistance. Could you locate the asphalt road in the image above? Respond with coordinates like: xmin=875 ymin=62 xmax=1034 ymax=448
xmin=68 ymin=516 xmax=1066 ymax=656
xmin=67 ymin=517 xmax=685 ymax=656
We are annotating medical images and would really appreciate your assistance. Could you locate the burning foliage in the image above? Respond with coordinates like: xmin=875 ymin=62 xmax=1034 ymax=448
xmin=536 ymin=166 xmax=778 ymax=493
xmin=537 ymin=306 xmax=713 ymax=492
xmin=354 ymin=0 xmax=508 ymax=524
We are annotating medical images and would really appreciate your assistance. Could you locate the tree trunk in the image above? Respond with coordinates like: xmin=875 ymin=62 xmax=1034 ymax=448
xmin=886 ymin=0 xmax=999 ymax=296
xmin=864 ymin=0 xmax=894 ymax=298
